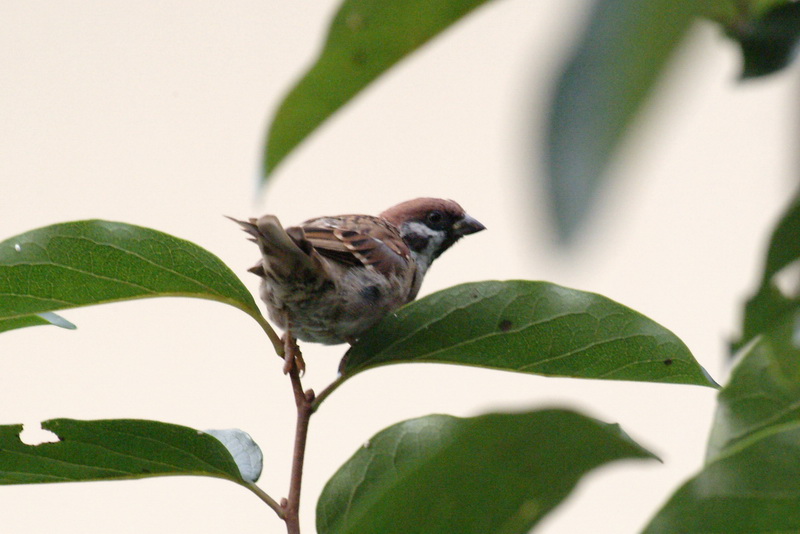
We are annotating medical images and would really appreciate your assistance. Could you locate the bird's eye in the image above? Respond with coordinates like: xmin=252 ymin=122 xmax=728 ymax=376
xmin=426 ymin=210 xmax=444 ymax=227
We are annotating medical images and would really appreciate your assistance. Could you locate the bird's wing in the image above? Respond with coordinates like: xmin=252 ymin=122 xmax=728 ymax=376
xmin=298 ymin=215 xmax=410 ymax=276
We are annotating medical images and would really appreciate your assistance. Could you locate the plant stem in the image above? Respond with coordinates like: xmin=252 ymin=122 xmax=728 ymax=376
xmin=246 ymin=483 xmax=285 ymax=519
xmin=311 ymin=373 xmax=346 ymax=412
xmin=254 ymin=312 xmax=285 ymax=356
xmin=283 ymin=365 xmax=314 ymax=534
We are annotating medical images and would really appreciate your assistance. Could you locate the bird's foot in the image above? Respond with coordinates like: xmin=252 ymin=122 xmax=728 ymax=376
xmin=282 ymin=334 xmax=306 ymax=376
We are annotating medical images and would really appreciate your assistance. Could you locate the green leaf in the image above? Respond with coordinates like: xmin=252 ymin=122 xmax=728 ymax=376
xmin=0 ymin=315 xmax=51 ymax=333
xmin=0 ymin=312 xmax=75 ymax=334
xmin=341 ymin=280 xmax=716 ymax=387
xmin=737 ymin=285 xmax=797 ymax=352
xmin=317 ymin=409 xmax=657 ymax=534
xmin=733 ymin=2 xmax=800 ymax=78
xmin=645 ymin=314 xmax=800 ymax=532
xmin=699 ymin=1 xmax=793 ymax=25
xmin=708 ymin=314 xmax=800 ymax=462
xmin=0 ymin=419 xmax=245 ymax=485
xmin=0 ymin=220 xmax=268 ymax=334
xmin=544 ymin=0 xmax=698 ymax=241
xmin=736 ymin=194 xmax=800 ymax=349
xmin=759 ymin=193 xmax=800 ymax=286
xmin=643 ymin=422 xmax=800 ymax=533
xmin=697 ymin=1 xmax=741 ymax=25
xmin=263 ymin=0 xmax=495 ymax=178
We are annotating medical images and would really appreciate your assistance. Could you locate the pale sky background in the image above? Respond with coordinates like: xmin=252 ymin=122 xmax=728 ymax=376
xmin=0 ymin=1 xmax=796 ymax=533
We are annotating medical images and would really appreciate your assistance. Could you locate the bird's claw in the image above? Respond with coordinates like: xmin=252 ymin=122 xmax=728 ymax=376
xmin=282 ymin=334 xmax=306 ymax=376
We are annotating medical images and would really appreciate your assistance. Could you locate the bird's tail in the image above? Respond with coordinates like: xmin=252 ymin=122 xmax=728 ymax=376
xmin=227 ymin=215 xmax=318 ymax=279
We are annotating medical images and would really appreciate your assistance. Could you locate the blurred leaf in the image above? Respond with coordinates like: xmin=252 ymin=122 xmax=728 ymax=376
xmin=645 ymin=314 xmax=800 ymax=532
xmin=0 ymin=220 xmax=268 ymax=334
xmin=736 ymin=194 xmax=800 ymax=349
xmin=697 ymin=1 xmax=741 ymax=25
xmin=738 ymin=285 xmax=797 ymax=350
xmin=0 ymin=419 xmax=246 ymax=485
xmin=317 ymin=409 xmax=656 ymax=534
xmin=263 ymin=0 xmax=495 ymax=178
xmin=759 ymin=193 xmax=800 ymax=285
xmin=342 ymin=280 xmax=716 ymax=387
xmin=700 ymin=1 xmax=794 ymax=24
xmin=708 ymin=313 xmax=800 ymax=461
xmin=643 ymin=423 xmax=800 ymax=533
xmin=545 ymin=0 xmax=698 ymax=241
xmin=732 ymin=1 xmax=800 ymax=78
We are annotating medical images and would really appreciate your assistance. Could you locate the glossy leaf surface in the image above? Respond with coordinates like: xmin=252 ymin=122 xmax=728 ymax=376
xmin=0 ymin=419 xmax=245 ymax=485
xmin=0 ymin=220 xmax=267 ymax=333
xmin=343 ymin=281 xmax=716 ymax=387
xmin=317 ymin=409 xmax=656 ymax=534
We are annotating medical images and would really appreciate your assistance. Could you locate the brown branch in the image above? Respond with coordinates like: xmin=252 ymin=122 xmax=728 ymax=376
xmin=311 ymin=373 xmax=345 ymax=413
xmin=282 ymin=349 xmax=315 ymax=534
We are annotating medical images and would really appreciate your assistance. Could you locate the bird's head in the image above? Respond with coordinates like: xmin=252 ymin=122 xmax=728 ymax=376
xmin=380 ymin=198 xmax=485 ymax=274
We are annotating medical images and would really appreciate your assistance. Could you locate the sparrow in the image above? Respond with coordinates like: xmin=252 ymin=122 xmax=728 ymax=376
xmin=231 ymin=198 xmax=485 ymax=373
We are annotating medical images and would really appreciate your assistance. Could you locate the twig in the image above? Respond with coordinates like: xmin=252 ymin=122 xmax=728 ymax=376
xmin=282 ymin=354 xmax=315 ymax=534
xmin=311 ymin=373 xmax=346 ymax=413
xmin=245 ymin=482 xmax=285 ymax=519
xmin=254 ymin=312 xmax=285 ymax=356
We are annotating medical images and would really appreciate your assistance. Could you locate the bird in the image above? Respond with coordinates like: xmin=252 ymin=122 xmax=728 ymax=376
xmin=231 ymin=198 xmax=485 ymax=374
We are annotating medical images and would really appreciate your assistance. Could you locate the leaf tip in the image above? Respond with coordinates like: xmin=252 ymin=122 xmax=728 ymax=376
xmin=204 ymin=428 xmax=264 ymax=483
xmin=37 ymin=312 xmax=77 ymax=330
xmin=700 ymin=364 xmax=721 ymax=389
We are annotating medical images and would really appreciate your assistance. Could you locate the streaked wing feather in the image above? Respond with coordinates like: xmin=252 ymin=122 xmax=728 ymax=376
xmin=298 ymin=215 xmax=409 ymax=275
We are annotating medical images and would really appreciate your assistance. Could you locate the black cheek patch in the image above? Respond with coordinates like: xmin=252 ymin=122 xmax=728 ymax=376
xmin=405 ymin=234 xmax=431 ymax=253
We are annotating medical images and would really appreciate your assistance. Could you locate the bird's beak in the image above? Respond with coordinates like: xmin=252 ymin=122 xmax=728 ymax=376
xmin=453 ymin=214 xmax=486 ymax=236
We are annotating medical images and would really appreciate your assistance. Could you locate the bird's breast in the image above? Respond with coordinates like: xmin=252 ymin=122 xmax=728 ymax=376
xmin=260 ymin=263 xmax=416 ymax=345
